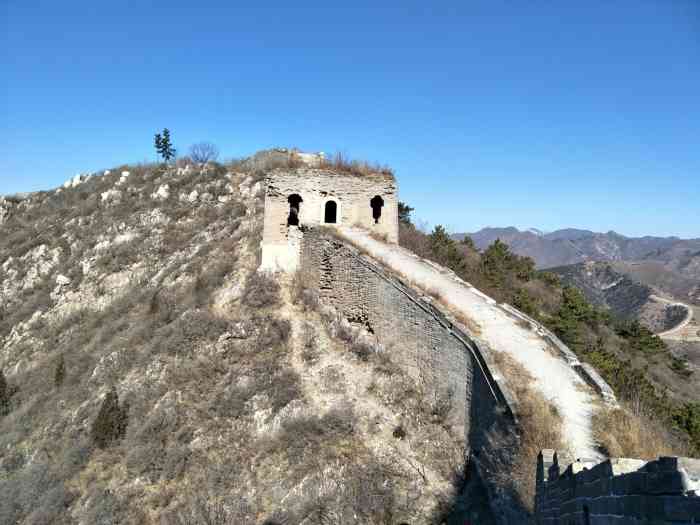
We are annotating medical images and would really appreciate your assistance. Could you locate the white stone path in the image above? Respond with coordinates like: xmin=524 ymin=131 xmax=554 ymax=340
xmin=339 ymin=226 xmax=601 ymax=460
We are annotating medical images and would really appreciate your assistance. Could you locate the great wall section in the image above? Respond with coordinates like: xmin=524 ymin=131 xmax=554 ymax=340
xmin=260 ymin=162 xmax=700 ymax=523
xmin=536 ymin=450 xmax=700 ymax=524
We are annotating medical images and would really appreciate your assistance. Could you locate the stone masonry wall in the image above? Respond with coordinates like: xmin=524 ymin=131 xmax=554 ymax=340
xmin=300 ymin=228 xmax=514 ymax=450
xmin=536 ymin=450 xmax=700 ymax=524
xmin=261 ymin=169 xmax=398 ymax=271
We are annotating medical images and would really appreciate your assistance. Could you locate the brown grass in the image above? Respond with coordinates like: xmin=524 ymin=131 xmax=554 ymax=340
xmin=591 ymin=406 xmax=682 ymax=459
xmin=421 ymin=286 xmax=482 ymax=336
xmin=319 ymin=152 xmax=394 ymax=179
xmin=492 ymin=351 xmax=566 ymax=512
xmin=368 ymin=231 xmax=388 ymax=243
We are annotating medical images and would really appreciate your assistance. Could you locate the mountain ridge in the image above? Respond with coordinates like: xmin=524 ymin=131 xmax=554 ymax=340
xmin=455 ymin=226 xmax=700 ymax=305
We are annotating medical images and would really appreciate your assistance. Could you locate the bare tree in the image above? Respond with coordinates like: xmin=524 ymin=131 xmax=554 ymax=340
xmin=189 ymin=142 xmax=219 ymax=164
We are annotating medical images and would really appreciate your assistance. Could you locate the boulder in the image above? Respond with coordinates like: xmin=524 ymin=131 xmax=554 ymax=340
xmin=151 ymin=184 xmax=170 ymax=201
xmin=56 ymin=274 xmax=71 ymax=286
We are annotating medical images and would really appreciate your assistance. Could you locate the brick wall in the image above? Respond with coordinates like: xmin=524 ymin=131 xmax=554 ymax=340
xmin=300 ymin=228 xmax=514 ymax=449
xmin=536 ymin=450 xmax=700 ymax=524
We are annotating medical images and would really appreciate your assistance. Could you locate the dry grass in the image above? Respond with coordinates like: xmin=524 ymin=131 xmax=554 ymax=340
xmin=591 ymin=406 xmax=682 ymax=459
xmin=319 ymin=152 xmax=394 ymax=179
xmin=517 ymin=319 xmax=533 ymax=331
xmin=492 ymin=351 xmax=566 ymax=512
xmin=421 ymin=286 xmax=482 ymax=336
xmin=368 ymin=231 xmax=389 ymax=243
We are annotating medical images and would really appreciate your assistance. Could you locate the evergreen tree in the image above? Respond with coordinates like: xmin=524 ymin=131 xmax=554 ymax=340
xmin=91 ymin=387 xmax=129 ymax=448
xmin=54 ymin=355 xmax=66 ymax=388
xmin=398 ymin=201 xmax=414 ymax=225
xmin=154 ymin=128 xmax=176 ymax=162
xmin=429 ymin=225 xmax=467 ymax=273
xmin=460 ymin=235 xmax=476 ymax=250
xmin=154 ymin=132 xmax=163 ymax=157
xmin=0 ymin=369 xmax=9 ymax=416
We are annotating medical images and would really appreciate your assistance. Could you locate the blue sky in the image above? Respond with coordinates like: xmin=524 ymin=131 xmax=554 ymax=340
xmin=2 ymin=1 xmax=699 ymax=238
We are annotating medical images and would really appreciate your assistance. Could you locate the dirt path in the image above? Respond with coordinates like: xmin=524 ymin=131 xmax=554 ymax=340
xmin=652 ymin=294 xmax=697 ymax=340
xmin=339 ymin=226 xmax=601 ymax=460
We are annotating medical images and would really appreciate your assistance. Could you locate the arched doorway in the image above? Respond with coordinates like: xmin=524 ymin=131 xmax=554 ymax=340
xmin=287 ymin=194 xmax=302 ymax=226
xmin=324 ymin=200 xmax=337 ymax=224
xmin=370 ymin=195 xmax=384 ymax=224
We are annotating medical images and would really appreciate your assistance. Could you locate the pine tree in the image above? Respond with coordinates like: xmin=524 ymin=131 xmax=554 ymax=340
xmin=91 ymin=387 xmax=129 ymax=448
xmin=398 ymin=201 xmax=414 ymax=225
xmin=429 ymin=225 xmax=466 ymax=273
xmin=154 ymin=128 xmax=176 ymax=162
xmin=154 ymin=132 xmax=163 ymax=158
xmin=54 ymin=355 xmax=66 ymax=388
xmin=0 ymin=369 xmax=9 ymax=416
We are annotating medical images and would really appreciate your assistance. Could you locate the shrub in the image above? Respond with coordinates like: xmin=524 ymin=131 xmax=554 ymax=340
xmin=242 ymin=272 xmax=280 ymax=308
xmin=266 ymin=406 xmax=357 ymax=471
xmin=429 ymin=387 xmax=454 ymax=425
xmin=95 ymin=239 xmax=141 ymax=273
xmin=0 ymin=369 xmax=10 ymax=416
xmin=300 ymin=323 xmax=320 ymax=364
xmin=189 ymin=142 xmax=219 ymax=164
xmin=319 ymin=151 xmax=394 ymax=178
xmin=592 ymin=407 xmax=677 ymax=458
xmin=373 ymin=351 xmax=400 ymax=376
xmin=54 ymin=355 xmax=66 ymax=388
xmin=392 ymin=424 xmax=406 ymax=440
xmin=90 ymin=387 xmax=129 ymax=449
xmin=255 ymin=315 xmax=291 ymax=351
xmin=269 ymin=370 xmax=302 ymax=412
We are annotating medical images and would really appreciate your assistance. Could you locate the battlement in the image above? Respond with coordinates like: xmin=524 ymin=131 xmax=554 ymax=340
xmin=536 ymin=449 xmax=700 ymax=523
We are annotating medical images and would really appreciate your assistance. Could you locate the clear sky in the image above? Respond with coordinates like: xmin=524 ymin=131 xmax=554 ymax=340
xmin=2 ymin=1 xmax=699 ymax=238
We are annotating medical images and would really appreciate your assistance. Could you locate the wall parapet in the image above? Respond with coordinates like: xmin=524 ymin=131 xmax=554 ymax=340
xmin=498 ymin=303 xmax=618 ymax=405
xmin=536 ymin=449 xmax=700 ymax=524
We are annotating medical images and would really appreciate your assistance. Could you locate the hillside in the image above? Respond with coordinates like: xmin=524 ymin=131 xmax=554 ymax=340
xmin=457 ymin=227 xmax=700 ymax=305
xmin=548 ymin=261 xmax=689 ymax=333
xmin=404 ymin=221 xmax=699 ymax=451
xmin=0 ymin=159 xmax=479 ymax=524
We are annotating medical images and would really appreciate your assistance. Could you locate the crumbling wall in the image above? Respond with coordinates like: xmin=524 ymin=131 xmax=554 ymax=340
xmin=261 ymin=169 xmax=398 ymax=271
xmin=300 ymin=229 xmax=514 ymax=449
xmin=536 ymin=450 xmax=700 ymax=524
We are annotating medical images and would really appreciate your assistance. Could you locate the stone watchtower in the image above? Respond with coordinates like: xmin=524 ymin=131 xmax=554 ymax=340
xmin=260 ymin=154 xmax=399 ymax=272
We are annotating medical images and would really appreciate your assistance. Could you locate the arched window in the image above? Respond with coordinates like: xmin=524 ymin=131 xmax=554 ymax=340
xmin=370 ymin=195 xmax=384 ymax=224
xmin=287 ymin=194 xmax=302 ymax=226
xmin=324 ymin=200 xmax=337 ymax=224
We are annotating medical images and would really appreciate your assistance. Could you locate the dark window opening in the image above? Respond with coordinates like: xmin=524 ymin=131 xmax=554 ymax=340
xmin=370 ymin=195 xmax=384 ymax=224
xmin=583 ymin=505 xmax=590 ymax=525
xmin=348 ymin=314 xmax=374 ymax=334
xmin=287 ymin=194 xmax=302 ymax=226
xmin=324 ymin=200 xmax=337 ymax=223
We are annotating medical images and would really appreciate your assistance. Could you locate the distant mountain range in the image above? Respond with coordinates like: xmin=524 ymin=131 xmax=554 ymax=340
xmin=455 ymin=227 xmax=700 ymax=305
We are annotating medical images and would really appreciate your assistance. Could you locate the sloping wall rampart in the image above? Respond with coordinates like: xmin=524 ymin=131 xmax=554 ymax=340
xmin=299 ymin=228 xmax=514 ymax=450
